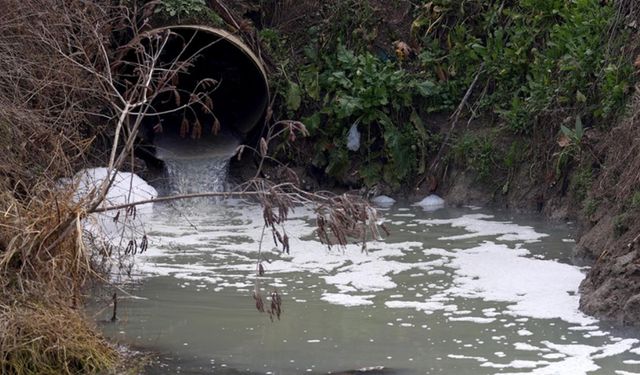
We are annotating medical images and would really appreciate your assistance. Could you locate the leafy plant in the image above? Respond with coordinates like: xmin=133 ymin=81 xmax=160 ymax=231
xmin=583 ymin=197 xmax=598 ymax=217
xmin=613 ymin=214 xmax=630 ymax=239
xmin=570 ymin=165 xmax=593 ymax=204
xmin=451 ymin=134 xmax=498 ymax=182
xmin=298 ymin=44 xmax=441 ymax=187
xmin=555 ymin=116 xmax=585 ymax=174
xmin=414 ymin=0 xmax=632 ymax=134
xmin=156 ymin=0 xmax=209 ymax=19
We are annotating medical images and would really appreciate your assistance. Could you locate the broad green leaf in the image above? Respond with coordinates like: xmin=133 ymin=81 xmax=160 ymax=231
xmin=286 ymin=82 xmax=302 ymax=112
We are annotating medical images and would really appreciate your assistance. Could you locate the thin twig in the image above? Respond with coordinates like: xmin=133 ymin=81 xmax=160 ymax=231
xmin=429 ymin=64 xmax=485 ymax=173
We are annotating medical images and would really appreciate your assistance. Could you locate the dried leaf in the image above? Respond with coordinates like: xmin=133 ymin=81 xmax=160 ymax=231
xmin=180 ymin=117 xmax=189 ymax=138
xmin=140 ymin=235 xmax=148 ymax=253
xmin=192 ymin=118 xmax=202 ymax=139
xmin=259 ymin=137 xmax=268 ymax=157
xmin=234 ymin=144 xmax=246 ymax=161
xmin=435 ymin=65 xmax=448 ymax=81
xmin=393 ymin=40 xmax=412 ymax=61
xmin=203 ymin=96 xmax=214 ymax=114
xmin=212 ymin=117 xmax=221 ymax=135
xmin=253 ymin=291 xmax=265 ymax=313
xmin=557 ymin=134 xmax=571 ymax=148
xmin=173 ymin=88 xmax=181 ymax=106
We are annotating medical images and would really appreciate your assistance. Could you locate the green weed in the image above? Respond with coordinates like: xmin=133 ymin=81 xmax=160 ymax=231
xmin=613 ymin=214 xmax=630 ymax=239
xmin=630 ymin=191 xmax=640 ymax=209
xmin=451 ymin=134 xmax=498 ymax=182
xmin=570 ymin=166 xmax=593 ymax=204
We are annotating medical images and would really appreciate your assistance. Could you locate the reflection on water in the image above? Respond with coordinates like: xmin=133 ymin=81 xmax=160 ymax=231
xmin=98 ymin=204 xmax=640 ymax=375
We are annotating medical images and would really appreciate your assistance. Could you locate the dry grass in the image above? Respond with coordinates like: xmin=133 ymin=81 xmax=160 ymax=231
xmin=0 ymin=0 xmax=390 ymax=370
xmin=0 ymin=0 xmax=141 ymax=373
xmin=0 ymin=298 xmax=118 ymax=374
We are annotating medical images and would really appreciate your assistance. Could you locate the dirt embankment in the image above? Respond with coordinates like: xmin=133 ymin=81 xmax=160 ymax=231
xmin=439 ymin=97 xmax=640 ymax=325
xmin=575 ymin=99 xmax=640 ymax=324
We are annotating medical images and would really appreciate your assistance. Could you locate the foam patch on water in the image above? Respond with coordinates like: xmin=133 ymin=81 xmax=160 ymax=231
xmin=132 ymin=204 xmax=640 ymax=374
xmin=417 ymin=214 xmax=548 ymax=242
xmin=321 ymin=293 xmax=375 ymax=306
xmin=444 ymin=241 xmax=594 ymax=325
xmin=73 ymin=168 xmax=158 ymax=280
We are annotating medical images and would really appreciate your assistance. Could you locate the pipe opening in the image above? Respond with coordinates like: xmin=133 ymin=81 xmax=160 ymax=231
xmin=140 ymin=26 xmax=269 ymax=161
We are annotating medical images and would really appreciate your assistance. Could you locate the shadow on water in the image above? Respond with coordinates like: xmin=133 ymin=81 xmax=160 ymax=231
xmin=141 ymin=352 xmax=409 ymax=375
xmin=112 ymin=339 xmax=410 ymax=375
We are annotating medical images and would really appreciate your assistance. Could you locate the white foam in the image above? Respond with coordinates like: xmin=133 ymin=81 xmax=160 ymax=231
xmin=384 ymin=300 xmax=446 ymax=315
xmin=481 ymin=360 xmax=549 ymax=369
xmin=414 ymin=194 xmax=445 ymax=210
xmin=132 ymin=203 xmax=639 ymax=374
xmin=321 ymin=293 xmax=374 ymax=306
xmin=448 ymin=316 xmax=496 ymax=324
xmin=445 ymin=241 xmax=594 ymax=325
xmin=417 ymin=214 xmax=548 ymax=242
xmin=371 ymin=195 xmax=396 ymax=207
xmin=74 ymin=168 xmax=157 ymax=211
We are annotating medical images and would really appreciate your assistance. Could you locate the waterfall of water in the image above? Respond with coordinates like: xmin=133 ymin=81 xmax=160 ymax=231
xmin=163 ymin=156 xmax=232 ymax=195
xmin=154 ymin=132 xmax=240 ymax=204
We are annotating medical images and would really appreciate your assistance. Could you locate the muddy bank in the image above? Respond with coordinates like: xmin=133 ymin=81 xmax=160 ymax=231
xmin=436 ymin=111 xmax=640 ymax=325
xmin=575 ymin=110 xmax=640 ymax=324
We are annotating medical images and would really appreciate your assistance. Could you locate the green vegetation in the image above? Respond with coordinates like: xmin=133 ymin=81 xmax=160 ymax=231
xmin=413 ymin=0 xmax=630 ymax=133
xmin=155 ymin=0 xmax=223 ymax=24
xmin=631 ymin=191 xmax=640 ymax=209
xmin=583 ymin=197 xmax=598 ymax=217
xmin=264 ymin=0 xmax=633 ymax=189
xmin=297 ymin=45 xmax=441 ymax=187
xmin=451 ymin=134 xmax=498 ymax=182
xmin=156 ymin=0 xmax=206 ymax=17
xmin=613 ymin=214 xmax=630 ymax=239
xmin=570 ymin=166 xmax=593 ymax=204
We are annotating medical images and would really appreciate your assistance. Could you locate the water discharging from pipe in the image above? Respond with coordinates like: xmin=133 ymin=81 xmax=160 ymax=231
xmin=155 ymin=131 xmax=240 ymax=198
xmin=136 ymin=26 xmax=269 ymax=200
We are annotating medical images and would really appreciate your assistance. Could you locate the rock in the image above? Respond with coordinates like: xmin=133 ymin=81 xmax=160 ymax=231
xmin=614 ymin=250 xmax=637 ymax=274
xmin=624 ymin=294 xmax=640 ymax=323
xmin=415 ymin=194 xmax=445 ymax=211
xmin=371 ymin=195 xmax=396 ymax=207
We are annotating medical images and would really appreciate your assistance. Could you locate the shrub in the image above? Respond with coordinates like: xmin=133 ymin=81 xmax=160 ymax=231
xmin=298 ymin=45 xmax=442 ymax=187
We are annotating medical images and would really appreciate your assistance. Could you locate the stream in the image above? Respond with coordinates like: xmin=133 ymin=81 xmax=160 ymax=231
xmin=97 ymin=201 xmax=640 ymax=374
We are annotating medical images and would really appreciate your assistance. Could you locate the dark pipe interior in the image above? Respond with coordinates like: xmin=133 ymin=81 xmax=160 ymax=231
xmin=138 ymin=27 xmax=268 ymax=162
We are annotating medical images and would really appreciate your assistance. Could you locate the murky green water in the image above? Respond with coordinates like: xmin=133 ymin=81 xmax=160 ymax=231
xmin=97 ymin=202 xmax=640 ymax=374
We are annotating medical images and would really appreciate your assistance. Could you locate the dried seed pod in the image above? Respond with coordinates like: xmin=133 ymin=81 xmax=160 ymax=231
xmin=212 ymin=117 xmax=221 ymax=135
xmin=180 ymin=117 xmax=189 ymax=138
xmin=253 ymin=291 xmax=265 ymax=313
xmin=259 ymin=137 xmax=268 ymax=157
xmin=140 ymin=235 xmax=148 ymax=253
xmin=258 ymin=262 xmax=265 ymax=276
xmin=192 ymin=118 xmax=202 ymax=139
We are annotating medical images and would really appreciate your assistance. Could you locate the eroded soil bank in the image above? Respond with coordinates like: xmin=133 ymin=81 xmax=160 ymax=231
xmin=438 ymin=104 xmax=640 ymax=325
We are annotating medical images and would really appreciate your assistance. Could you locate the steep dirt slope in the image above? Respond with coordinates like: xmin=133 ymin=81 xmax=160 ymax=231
xmin=577 ymin=94 xmax=640 ymax=324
